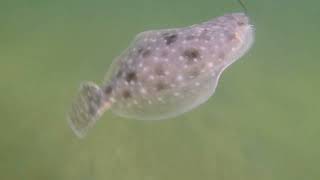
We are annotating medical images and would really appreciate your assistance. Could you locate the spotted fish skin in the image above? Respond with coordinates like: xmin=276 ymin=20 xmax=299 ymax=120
xmin=103 ymin=13 xmax=254 ymax=119
xmin=68 ymin=13 xmax=254 ymax=137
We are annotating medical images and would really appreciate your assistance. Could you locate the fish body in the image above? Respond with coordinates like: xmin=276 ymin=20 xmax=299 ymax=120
xmin=68 ymin=13 xmax=255 ymax=138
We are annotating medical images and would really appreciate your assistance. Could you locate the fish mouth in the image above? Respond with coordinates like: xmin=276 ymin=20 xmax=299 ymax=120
xmin=241 ymin=24 xmax=255 ymax=58
xmin=228 ymin=12 xmax=250 ymax=26
xmin=219 ymin=23 xmax=255 ymax=72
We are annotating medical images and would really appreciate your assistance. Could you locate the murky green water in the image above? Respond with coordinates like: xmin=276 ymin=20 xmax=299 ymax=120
xmin=1 ymin=0 xmax=319 ymax=179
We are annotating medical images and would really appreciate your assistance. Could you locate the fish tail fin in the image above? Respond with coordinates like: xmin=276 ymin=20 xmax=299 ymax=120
xmin=67 ymin=82 xmax=110 ymax=138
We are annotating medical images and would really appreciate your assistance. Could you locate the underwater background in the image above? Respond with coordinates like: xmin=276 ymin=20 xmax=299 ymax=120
xmin=0 ymin=0 xmax=319 ymax=179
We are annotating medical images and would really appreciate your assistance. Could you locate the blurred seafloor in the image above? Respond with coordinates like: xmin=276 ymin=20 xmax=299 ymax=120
xmin=0 ymin=0 xmax=319 ymax=180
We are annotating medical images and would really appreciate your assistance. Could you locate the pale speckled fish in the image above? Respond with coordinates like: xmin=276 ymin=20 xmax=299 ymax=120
xmin=68 ymin=13 xmax=255 ymax=138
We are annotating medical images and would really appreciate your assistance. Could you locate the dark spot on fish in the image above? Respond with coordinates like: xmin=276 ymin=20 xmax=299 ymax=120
xmin=116 ymin=70 xmax=123 ymax=78
xmin=154 ymin=65 xmax=165 ymax=76
xmin=104 ymin=86 xmax=113 ymax=94
xmin=142 ymin=49 xmax=151 ymax=58
xmin=237 ymin=21 xmax=245 ymax=26
xmin=125 ymin=71 xmax=137 ymax=82
xmin=137 ymin=47 xmax=152 ymax=58
xmin=201 ymin=35 xmax=211 ymax=41
xmin=183 ymin=48 xmax=201 ymax=63
xmin=188 ymin=68 xmax=200 ymax=78
xmin=218 ymin=52 xmax=225 ymax=59
xmin=199 ymin=29 xmax=211 ymax=40
xmin=87 ymin=94 xmax=101 ymax=115
xmin=122 ymin=89 xmax=131 ymax=99
xmin=88 ymin=106 xmax=96 ymax=116
xmin=137 ymin=47 xmax=144 ymax=54
xmin=186 ymin=35 xmax=195 ymax=40
xmin=163 ymin=33 xmax=178 ymax=45
xmin=161 ymin=50 xmax=168 ymax=57
xmin=155 ymin=81 xmax=168 ymax=91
